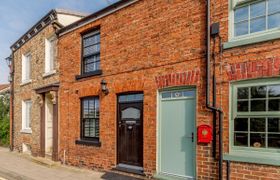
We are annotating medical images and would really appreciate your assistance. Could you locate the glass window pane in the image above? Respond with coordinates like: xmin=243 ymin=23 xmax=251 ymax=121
xmin=84 ymin=119 xmax=90 ymax=127
xmin=88 ymin=100 xmax=95 ymax=118
xmin=268 ymin=0 xmax=280 ymax=14
xmin=234 ymin=133 xmax=248 ymax=147
xmin=134 ymin=94 xmax=144 ymax=101
xmin=172 ymin=91 xmax=183 ymax=98
xmin=269 ymin=99 xmax=280 ymax=111
xmin=268 ymin=118 xmax=280 ymax=132
xmin=268 ymin=85 xmax=280 ymax=97
xmin=234 ymin=118 xmax=248 ymax=131
xmin=84 ymin=56 xmax=96 ymax=64
xmin=83 ymin=44 xmax=100 ymax=56
xmin=251 ymin=86 xmax=267 ymax=98
xmin=83 ymin=100 xmax=89 ymax=118
xmin=85 ymin=63 xmax=96 ymax=73
xmin=268 ymin=134 xmax=280 ymax=148
xmin=250 ymin=17 xmax=266 ymax=33
xmin=238 ymin=87 xmax=249 ymax=99
xmin=250 ymin=118 xmax=266 ymax=132
xmin=84 ymin=128 xmax=90 ymax=137
xmin=119 ymin=94 xmax=143 ymax=102
xmin=162 ymin=92 xmax=171 ymax=99
xmin=121 ymin=107 xmax=141 ymax=120
xmin=83 ymin=33 xmax=100 ymax=47
xmin=237 ymin=101 xmax=249 ymax=112
xmin=268 ymin=13 xmax=280 ymax=29
xmin=250 ymin=133 xmax=266 ymax=148
xmin=235 ymin=21 xmax=249 ymax=36
xmin=95 ymin=99 xmax=99 ymax=118
xmin=183 ymin=91 xmax=195 ymax=97
xmin=251 ymin=100 xmax=266 ymax=111
xmin=250 ymin=1 xmax=266 ymax=18
xmin=235 ymin=6 xmax=249 ymax=22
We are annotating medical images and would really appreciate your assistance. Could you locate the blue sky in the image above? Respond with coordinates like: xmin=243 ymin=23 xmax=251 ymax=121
xmin=0 ymin=0 xmax=118 ymax=84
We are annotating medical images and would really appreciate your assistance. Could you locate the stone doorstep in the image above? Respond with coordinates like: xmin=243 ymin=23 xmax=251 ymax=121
xmin=108 ymin=169 xmax=151 ymax=180
xmin=19 ymin=154 xmax=60 ymax=168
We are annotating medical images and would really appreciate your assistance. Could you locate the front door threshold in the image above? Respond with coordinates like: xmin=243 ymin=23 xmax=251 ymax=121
xmin=114 ymin=164 xmax=145 ymax=176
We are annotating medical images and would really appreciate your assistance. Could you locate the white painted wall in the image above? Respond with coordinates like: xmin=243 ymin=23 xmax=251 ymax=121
xmin=57 ymin=14 xmax=83 ymax=26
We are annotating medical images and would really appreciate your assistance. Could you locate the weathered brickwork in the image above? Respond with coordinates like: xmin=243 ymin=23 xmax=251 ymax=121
xmin=58 ymin=0 xmax=280 ymax=179
xmin=13 ymin=24 xmax=59 ymax=155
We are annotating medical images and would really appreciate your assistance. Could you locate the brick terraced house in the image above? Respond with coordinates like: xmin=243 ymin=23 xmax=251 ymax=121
xmin=9 ymin=9 xmax=85 ymax=161
xmin=56 ymin=0 xmax=280 ymax=179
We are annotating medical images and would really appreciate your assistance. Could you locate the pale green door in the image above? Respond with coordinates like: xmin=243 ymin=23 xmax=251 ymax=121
xmin=159 ymin=89 xmax=196 ymax=179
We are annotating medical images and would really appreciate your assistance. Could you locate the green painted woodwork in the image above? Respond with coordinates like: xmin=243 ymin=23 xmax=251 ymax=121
xmin=227 ymin=78 xmax=280 ymax=165
xmin=224 ymin=153 xmax=280 ymax=166
xmin=226 ymin=0 xmax=280 ymax=50
xmin=158 ymin=89 xmax=196 ymax=179
xmin=224 ymin=29 xmax=280 ymax=49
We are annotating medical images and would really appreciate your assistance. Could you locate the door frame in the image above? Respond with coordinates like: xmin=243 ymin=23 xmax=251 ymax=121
xmin=35 ymin=84 xmax=59 ymax=161
xmin=156 ymin=87 xmax=197 ymax=179
xmin=116 ymin=92 xmax=144 ymax=167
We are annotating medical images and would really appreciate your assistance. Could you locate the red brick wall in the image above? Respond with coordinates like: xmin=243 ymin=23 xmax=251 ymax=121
xmin=213 ymin=0 xmax=280 ymax=179
xmin=58 ymin=0 xmax=280 ymax=179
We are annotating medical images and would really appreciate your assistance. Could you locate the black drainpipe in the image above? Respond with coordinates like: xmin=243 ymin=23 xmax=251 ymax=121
xmin=10 ymin=54 xmax=14 ymax=151
xmin=206 ymin=0 xmax=224 ymax=180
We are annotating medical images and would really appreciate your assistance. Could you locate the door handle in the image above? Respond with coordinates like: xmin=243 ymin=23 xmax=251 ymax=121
xmin=185 ymin=133 xmax=194 ymax=142
xmin=192 ymin=132 xmax=194 ymax=142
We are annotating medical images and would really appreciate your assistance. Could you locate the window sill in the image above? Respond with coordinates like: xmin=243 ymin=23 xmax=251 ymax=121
xmin=75 ymin=139 xmax=101 ymax=147
xmin=43 ymin=70 xmax=56 ymax=78
xmin=20 ymin=129 xmax=32 ymax=134
xmin=20 ymin=80 xmax=32 ymax=86
xmin=223 ymin=29 xmax=280 ymax=50
xmin=75 ymin=70 xmax=103 ymax=80
xmin=224 ymin=152 xmax=280 ymax=166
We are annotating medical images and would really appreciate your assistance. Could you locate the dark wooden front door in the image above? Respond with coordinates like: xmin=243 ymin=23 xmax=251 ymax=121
xmin=117 ymin=94 xmax=143 ymax=167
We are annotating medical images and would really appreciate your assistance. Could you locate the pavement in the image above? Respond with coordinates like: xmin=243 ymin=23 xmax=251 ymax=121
xmin=0 ymin=147 xmax=145 ymax=180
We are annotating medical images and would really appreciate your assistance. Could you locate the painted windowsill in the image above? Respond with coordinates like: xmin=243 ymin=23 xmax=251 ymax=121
xmin=75 ymin=139 xmax=101 ymax=147
xmin=223 ymin=29 xmax=280 ymax=49
xmin=20 ymin=80 xmax=32 ymax=86
xmin=43 ymin=70 xmax=56 ymax=78
xmin=224 ymin=152 xmax=280 ymax=166
xmin=20 ymin=129 xmax=32 ymax=134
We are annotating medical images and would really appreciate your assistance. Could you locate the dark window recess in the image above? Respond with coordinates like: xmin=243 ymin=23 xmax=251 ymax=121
xmin=82 ymin=31 xmax=101 ymax=74
xmin=81 ymin=97 xmax=100 ymax=142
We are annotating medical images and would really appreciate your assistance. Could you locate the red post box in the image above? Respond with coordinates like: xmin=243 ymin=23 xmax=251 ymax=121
xmin=197 ymin=125 xmax=212 ymax=143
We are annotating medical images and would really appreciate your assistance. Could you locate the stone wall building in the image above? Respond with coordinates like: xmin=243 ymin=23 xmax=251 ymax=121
xmin=10 ymin=9 xmax=85 ymax=160
xmin=57 ymin=0 xmax=280 ymax=179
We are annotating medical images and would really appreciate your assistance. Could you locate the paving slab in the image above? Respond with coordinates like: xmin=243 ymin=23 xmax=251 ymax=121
xmin=0 ymin=147 xmax=146 ymax=180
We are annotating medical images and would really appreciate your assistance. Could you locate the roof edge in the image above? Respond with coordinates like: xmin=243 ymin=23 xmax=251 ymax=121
xmin=10 ymin=9 xmax=87 ymax=52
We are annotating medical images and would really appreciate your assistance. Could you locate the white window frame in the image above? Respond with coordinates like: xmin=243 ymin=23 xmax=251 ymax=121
xmin=228 ymin=0 xmax=280 ymax=42
xmin=21 ymin=100 xmax=32 ymax=133
xmin=44 ymin=36 xmax=56 ymax=76
xmin=21 ymin=53 xmax=31 ymax=84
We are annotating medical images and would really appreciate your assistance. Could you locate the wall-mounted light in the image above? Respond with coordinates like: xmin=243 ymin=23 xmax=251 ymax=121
xmin=101 ymin=79 xmax=109 ymax=95
xmin=5 ymin=56 xmax=12 ymax=68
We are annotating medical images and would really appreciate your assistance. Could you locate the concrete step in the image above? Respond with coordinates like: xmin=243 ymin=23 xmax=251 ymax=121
xmin=20 ymin=154 xmax=60 ymax=168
